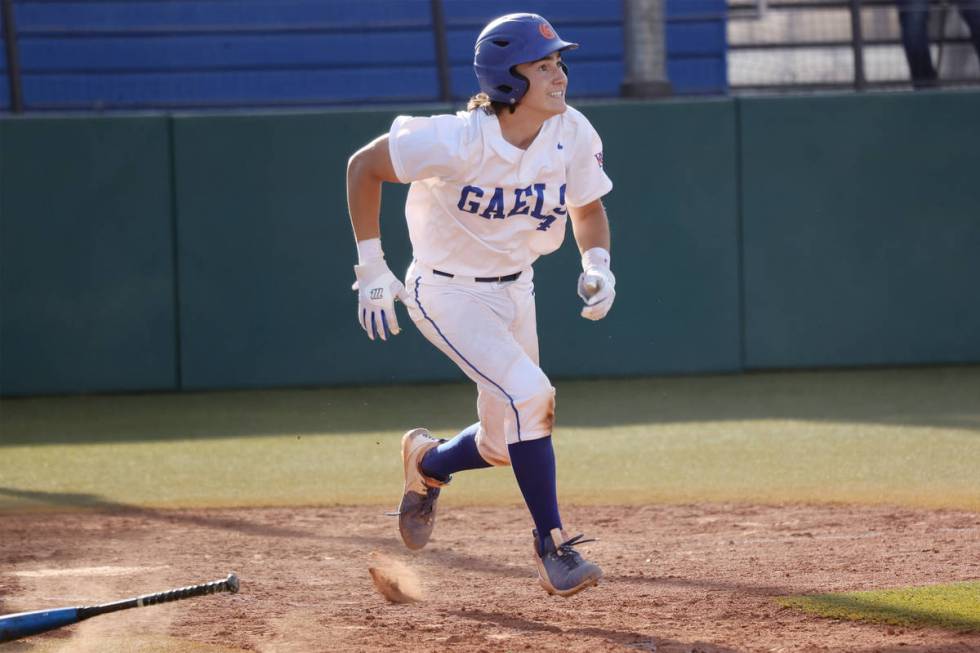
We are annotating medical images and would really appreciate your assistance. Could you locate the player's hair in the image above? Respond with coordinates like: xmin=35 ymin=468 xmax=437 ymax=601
xmin=467 ymin=92 xmax=516 ymax=114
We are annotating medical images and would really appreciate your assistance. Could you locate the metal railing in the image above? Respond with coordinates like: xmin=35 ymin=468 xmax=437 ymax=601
xmin=727 ymin=0 xmax=980 ymax=92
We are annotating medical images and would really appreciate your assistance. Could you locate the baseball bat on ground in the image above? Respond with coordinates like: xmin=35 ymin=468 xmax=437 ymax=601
xmin=0 ymin=573 xmax=239 ymax=643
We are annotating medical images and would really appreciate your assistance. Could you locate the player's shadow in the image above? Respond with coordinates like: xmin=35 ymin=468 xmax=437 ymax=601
xmin=449 ymin=608 xmax=739 ymax=652
xmin=607 ymin=573 xmax=794 ymax=597
xmin=318 ymin=531 xmax=531 ymax=579
xmin=0 ymin=486 xmax=316 ymax=540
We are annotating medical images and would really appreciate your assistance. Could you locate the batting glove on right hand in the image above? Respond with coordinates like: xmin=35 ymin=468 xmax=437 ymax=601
xmin=577 ymin=247 xmax=616 ymax=321
xmin=352 ymin=259 xmax=407 ymax=341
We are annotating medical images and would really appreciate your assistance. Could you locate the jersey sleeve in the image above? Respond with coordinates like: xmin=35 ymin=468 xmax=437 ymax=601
xmin=565 ymin=114 xmax=613 ymax=208
xmin=388 ymin=114 xmax=467 ymax=183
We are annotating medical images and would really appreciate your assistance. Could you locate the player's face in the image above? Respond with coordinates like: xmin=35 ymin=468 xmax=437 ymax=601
xmin=515 ymin=52 xmax=567 ymax=118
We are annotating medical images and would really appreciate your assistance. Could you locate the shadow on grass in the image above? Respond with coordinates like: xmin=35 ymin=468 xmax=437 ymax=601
xmin=780 ymin=591 xmax=980 ymax=632
xmin=2 ymin=366 xmax=978 ymax=445
xmin=0 ymin=487 xmax=317 ymax=540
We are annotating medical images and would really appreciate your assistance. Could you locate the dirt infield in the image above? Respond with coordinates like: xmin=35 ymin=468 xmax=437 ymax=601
xmin=2 ymin=503 xmax=979 ymax=652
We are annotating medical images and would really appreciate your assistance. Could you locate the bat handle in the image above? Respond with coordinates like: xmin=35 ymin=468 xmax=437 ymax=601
xmin=77 ymin=573 xmax=238 ymax=620
xmin=139 ymin=573 xmax=239 ymax=606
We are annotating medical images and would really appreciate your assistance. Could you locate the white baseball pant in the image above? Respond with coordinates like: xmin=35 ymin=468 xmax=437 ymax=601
xmin=404 ymin=261 xmax=556 ymax=466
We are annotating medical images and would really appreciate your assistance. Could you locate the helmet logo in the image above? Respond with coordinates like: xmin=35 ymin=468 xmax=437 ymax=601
xmin=538 ymin=22 xmax=556 ymax=39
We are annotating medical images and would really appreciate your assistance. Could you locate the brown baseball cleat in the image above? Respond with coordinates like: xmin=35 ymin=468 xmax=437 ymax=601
xmin=395 ymin=428 xmax=448 ymax=550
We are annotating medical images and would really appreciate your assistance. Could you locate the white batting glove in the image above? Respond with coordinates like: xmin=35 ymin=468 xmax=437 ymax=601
xmin=577 ymin=247 xmax=616 ymax=321
xmin=352 ymin=258 xmax=407 ymax=341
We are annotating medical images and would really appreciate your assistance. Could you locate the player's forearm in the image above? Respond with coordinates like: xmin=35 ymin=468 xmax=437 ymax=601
xmin=347 ymin=136 xmax=401 ymax=243
xmin=346 ymin=153 xmax=384 ymax=242
xmin=569 ymin=200 xmax=611 ymax=254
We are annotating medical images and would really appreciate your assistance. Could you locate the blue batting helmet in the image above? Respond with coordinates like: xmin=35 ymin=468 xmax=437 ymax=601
xmin=474 ymin=13 xmax=578 ymax=105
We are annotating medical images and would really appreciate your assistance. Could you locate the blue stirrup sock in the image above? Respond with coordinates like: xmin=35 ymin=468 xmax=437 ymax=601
xmin=419 ymin=423 xmax=492 ymax=482
xmin=508 ymin=436 xmax=562 ymax=555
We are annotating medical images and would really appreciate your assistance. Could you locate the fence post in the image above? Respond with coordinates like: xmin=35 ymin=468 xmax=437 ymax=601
xmin=2 ymin=0 xmax=24 ymax=112
xmin=430 ymin=0 xmax=452 ymax=103
xmin=621 ymin=0 xmax=673 ymax=97
xmin=849 ymin=0 xmax=867 ymax=91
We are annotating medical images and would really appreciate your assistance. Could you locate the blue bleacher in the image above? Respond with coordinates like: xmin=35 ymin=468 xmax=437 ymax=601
xmin=18 ymin=33 xmax=438 ymax=70
xmin=3 ymin=0 xmax=726 ymax=112
xmin=665 ymin=0 xmax=728 ymax=95
xmin=13 ymin=1 xmax=433 ymax=31
xmin=1 ymin=9 xmax=9 ymax=110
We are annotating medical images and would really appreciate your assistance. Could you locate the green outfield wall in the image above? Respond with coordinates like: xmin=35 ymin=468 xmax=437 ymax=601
xmin=739 ymin=91 xmax=980 ymax=368
xmin=0 ymin=117 xmax=178 ymax=395
xmin=171 ymin=110 xmax=459 ymax=389
xmin=532 ymin=99 xmax=742 ymax=378
xmin=1 ymin=91 xmax=978 ymax=395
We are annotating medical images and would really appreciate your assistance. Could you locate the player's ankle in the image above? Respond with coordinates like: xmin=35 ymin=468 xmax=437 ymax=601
xmin=419 ymin=449 xmax=451 ymax=484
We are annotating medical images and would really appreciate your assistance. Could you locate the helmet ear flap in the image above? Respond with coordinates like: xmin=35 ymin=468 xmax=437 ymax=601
xmin=508 ymin=66 xmax=530 ymax=103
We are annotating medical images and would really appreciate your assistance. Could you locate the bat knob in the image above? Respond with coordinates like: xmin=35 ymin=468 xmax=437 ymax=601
xmin=226 ymin=573 xmax=240 ymax=594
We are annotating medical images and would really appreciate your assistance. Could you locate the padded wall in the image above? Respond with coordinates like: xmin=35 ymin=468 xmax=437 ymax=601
xmin=171 ymin=109 xmax=459 ymax=389
xmin=533 ymin=99 xmax=741 ymax=377
xmin=3 ymin=91 xmax=978 ymax=396
xmin=740 ymin=90 xmax=980 ymax=368
xmin=0 ymin=116 xmax=177 ymax=395
xmin=170 ymin=100 xmax=740 ymax=390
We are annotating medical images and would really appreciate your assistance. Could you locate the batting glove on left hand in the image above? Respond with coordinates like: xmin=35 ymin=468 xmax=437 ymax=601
xmin=352 ymin=259 xmax=407 ymax=341
xmin=577 ymin=247 xmax=616 ymax=321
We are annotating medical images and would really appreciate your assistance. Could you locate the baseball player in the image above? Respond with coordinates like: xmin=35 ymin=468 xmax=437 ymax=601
xmin=346 ymin=13 xmax=615 ymax=597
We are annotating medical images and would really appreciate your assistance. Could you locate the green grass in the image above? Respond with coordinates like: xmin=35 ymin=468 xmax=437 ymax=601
xmin=1 ymin=367 xmax=978 ymax=511
xmin=778 ymin=581 xmax=980 ymax=631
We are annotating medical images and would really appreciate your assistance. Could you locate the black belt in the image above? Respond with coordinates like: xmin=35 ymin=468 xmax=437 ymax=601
xmin=433 ymin=269 xmax=522 ymax=283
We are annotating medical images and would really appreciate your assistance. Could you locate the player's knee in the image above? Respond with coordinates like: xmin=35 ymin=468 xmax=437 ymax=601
xmin=515 ymin=384 xmax=556 ymax=440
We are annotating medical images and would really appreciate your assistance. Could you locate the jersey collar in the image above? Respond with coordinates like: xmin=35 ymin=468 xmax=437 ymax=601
xmin=483 ymin=112 xmax=524 ymax=162
xmin=483 ymin=111 xmax=561 ymax=163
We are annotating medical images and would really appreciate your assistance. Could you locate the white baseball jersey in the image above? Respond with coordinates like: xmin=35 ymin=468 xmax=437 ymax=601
xmin=388 ymin=105 xmax=612 ymax=278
